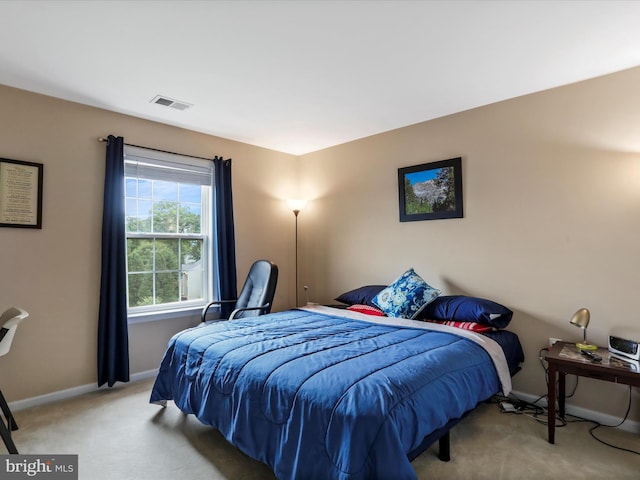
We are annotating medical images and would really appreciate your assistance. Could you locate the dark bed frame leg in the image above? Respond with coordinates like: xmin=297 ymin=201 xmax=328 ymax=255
xmin=438 ymin=431 xmax=450 ymax=462
xmin=407 ymin=415 xmax=463 ymax=463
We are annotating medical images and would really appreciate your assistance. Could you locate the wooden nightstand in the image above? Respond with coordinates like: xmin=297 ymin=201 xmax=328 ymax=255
xmin=546 ymin=341 xmax=640 ymax=444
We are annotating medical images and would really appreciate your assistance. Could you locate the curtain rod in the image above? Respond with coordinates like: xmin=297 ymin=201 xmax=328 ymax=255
xmin=97 ymin=137 xmax=219 ymax=162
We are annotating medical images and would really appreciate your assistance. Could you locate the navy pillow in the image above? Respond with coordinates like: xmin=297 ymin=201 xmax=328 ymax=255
xmin=335 ymin=285 xmax=386 ymax=306
xmin=417 ymin=295 xmax=513 ymax=328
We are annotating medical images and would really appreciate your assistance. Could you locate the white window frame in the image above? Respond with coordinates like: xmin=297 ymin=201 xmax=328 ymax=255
xmin=123 ymin=145 xmax=214 ymax=322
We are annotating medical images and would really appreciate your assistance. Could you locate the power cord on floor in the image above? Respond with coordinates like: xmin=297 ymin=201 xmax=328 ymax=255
xmin=589 ymin=425 xmax=639 ymax=455
xmin=563 ymin=386 xmax=639 ymax=456
xmin=492 ymin=393 xmax=564 ymax=427
xmin=493 ymin=348 xmax=640 ymax=456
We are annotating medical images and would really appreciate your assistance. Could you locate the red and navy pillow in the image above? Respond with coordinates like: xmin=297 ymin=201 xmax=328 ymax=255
xmin=422 ymin=319 xmax=494 ymax=333
xmin=415 ymin=295 xmax=513 ymax=329
xmin=346 ymin=304 xmax=386 ymax=316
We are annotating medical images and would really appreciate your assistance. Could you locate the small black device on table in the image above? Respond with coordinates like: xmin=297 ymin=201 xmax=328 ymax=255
xmin=580 ymin=349 xmax=601 ymax=362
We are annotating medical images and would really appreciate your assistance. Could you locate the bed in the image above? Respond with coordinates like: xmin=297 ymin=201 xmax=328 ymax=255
xmin=150 ymin=300 xmax=524 ymax=480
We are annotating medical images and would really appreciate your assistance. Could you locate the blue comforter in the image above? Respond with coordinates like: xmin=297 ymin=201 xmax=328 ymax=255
xmin=150 ymin=308 xmax=503 ymax=480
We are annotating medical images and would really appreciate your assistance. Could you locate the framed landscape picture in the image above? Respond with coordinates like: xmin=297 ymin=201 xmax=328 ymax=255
xmin=398 ymin=157 xmax=463 ymax=222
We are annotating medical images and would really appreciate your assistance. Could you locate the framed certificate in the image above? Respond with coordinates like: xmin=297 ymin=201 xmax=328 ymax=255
xmin=0 ymin=157 xmax=44 ymax=229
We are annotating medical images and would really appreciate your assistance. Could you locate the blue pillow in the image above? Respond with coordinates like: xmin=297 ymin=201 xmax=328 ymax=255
xmin=372 ymin=269 xmax=440 ymax=319
xmin=335 ymin=285 xmax=386 ymax=306
xmin=417 ymin=295 xmax=513 ymax=328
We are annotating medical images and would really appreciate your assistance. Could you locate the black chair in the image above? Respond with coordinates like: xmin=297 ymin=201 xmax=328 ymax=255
xmin=0 ymin=306 xmax=29 ymax=454
xmin=201 ymin=260 xmax=278 ymax=322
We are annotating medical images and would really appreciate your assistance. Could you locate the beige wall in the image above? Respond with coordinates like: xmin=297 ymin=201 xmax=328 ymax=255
xmin=2 ymin=66 xmax=640 ymax=424
xmin=0 ymin=85 xmax=297 ymax=400
xmin=299 ymin=67 xmax=640 ymax=422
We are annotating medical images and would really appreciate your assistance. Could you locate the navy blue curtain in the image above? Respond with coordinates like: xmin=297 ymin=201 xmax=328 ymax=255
xmin=214 ymin=157 xmax=237 ymax=317
xmin=97 ymin=135 xmax=130 ymax=387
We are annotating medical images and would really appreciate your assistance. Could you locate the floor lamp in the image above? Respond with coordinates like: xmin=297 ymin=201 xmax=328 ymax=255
xmin=288 ymin=199 xmax=307 ymax=306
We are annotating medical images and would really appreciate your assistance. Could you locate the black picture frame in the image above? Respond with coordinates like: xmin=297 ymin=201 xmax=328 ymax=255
xmin=398 ymin=157 xmax=463 ymax=222
xmin=0 ymin=157 xmax=44 ymax=229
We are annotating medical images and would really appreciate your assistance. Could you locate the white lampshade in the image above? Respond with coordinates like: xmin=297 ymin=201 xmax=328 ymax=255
xmin=287 ymin=199 xmax=307 ymax=213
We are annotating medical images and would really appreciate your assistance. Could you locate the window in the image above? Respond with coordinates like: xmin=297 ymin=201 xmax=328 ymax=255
xmin=124 ymin=146 xmax=214 ymax=315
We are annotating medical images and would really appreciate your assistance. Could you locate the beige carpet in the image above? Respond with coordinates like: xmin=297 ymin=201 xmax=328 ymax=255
xmin=8 ymin=379 xmax=639 ymax=479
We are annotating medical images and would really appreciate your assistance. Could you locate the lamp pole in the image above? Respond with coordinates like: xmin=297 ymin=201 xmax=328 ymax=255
xmin=288 ymin=199 xmax=307 ymax=308
xmin=293 ymin=208 xmax=300 ymax=307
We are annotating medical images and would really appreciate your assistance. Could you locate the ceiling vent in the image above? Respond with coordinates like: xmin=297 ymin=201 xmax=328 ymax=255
xmin=150 ymin=95 xmax=193 ymax=111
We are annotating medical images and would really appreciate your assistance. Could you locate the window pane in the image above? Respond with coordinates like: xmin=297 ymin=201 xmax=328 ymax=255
xmin=153 ymin=201 xmax=178 ymax=233
xmin=181 ymin=270 xmax=203 ymax=300
xmin=178 ymin=204 xmax=201 ymax=233
xmin=180 ymin=184 xmax=201 ymax=203
xmin=125 ymin=178 xmax=137 ymax=197
xmin=127 ymin=239 xmax=153 ymax=272
xmin=181 ymin=239 xmax=203 ymax=300
xmin=126 ymin=199 xmax=153 ymax=233
xmin=125 ymin=198 xmax=138 ymax=232
xmin=126 ymin=217 xmax=137 ymax=232
xmin=128 ymin=273 xmax=153 ymax=307
xmin=154 ymin=180 xmax=178 ymax=201
xmin=138 ymin=200 xmax=152 ymax=233
xmin=181 ymin=239 xmax=202 ymax=265
xmin=139 ymin=179 xmax=152 ymax=198
xmin=155 ymin=239 xmax=179 ymax=270
xmin=155 ymin=272 xmax=180 ymax=304
xmin=125 ymin=197 xmax=137 ymax=217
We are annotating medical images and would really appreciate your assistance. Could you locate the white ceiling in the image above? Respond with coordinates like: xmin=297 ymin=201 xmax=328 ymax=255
xmin=1 ymin=1 xmax=640 ymax=156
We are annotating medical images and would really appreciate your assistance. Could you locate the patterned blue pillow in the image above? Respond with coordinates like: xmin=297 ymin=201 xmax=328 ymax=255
xmin=372 ymin=269 xmax=441 ymax=319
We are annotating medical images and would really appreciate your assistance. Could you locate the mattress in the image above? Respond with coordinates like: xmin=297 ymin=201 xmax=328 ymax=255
xmin=150 ymin=306 xmax=523 ymax=480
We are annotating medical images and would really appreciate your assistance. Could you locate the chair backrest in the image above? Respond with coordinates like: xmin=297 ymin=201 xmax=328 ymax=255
xmin=233 ymin=260 xmax=278 ymax=319
xmin=0 ymin=307 xmax=29 ymax=357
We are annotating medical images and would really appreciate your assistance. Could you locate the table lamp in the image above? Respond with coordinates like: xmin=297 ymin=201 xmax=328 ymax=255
xmin=569 ymin=308 xmax=597 ymax=351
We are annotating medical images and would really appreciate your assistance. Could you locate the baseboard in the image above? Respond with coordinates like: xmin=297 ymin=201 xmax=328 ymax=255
xmin=8 ymin=369 xmax=158 ymax=413
xmin=512 ymin=389 xmax=640 ymax=434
